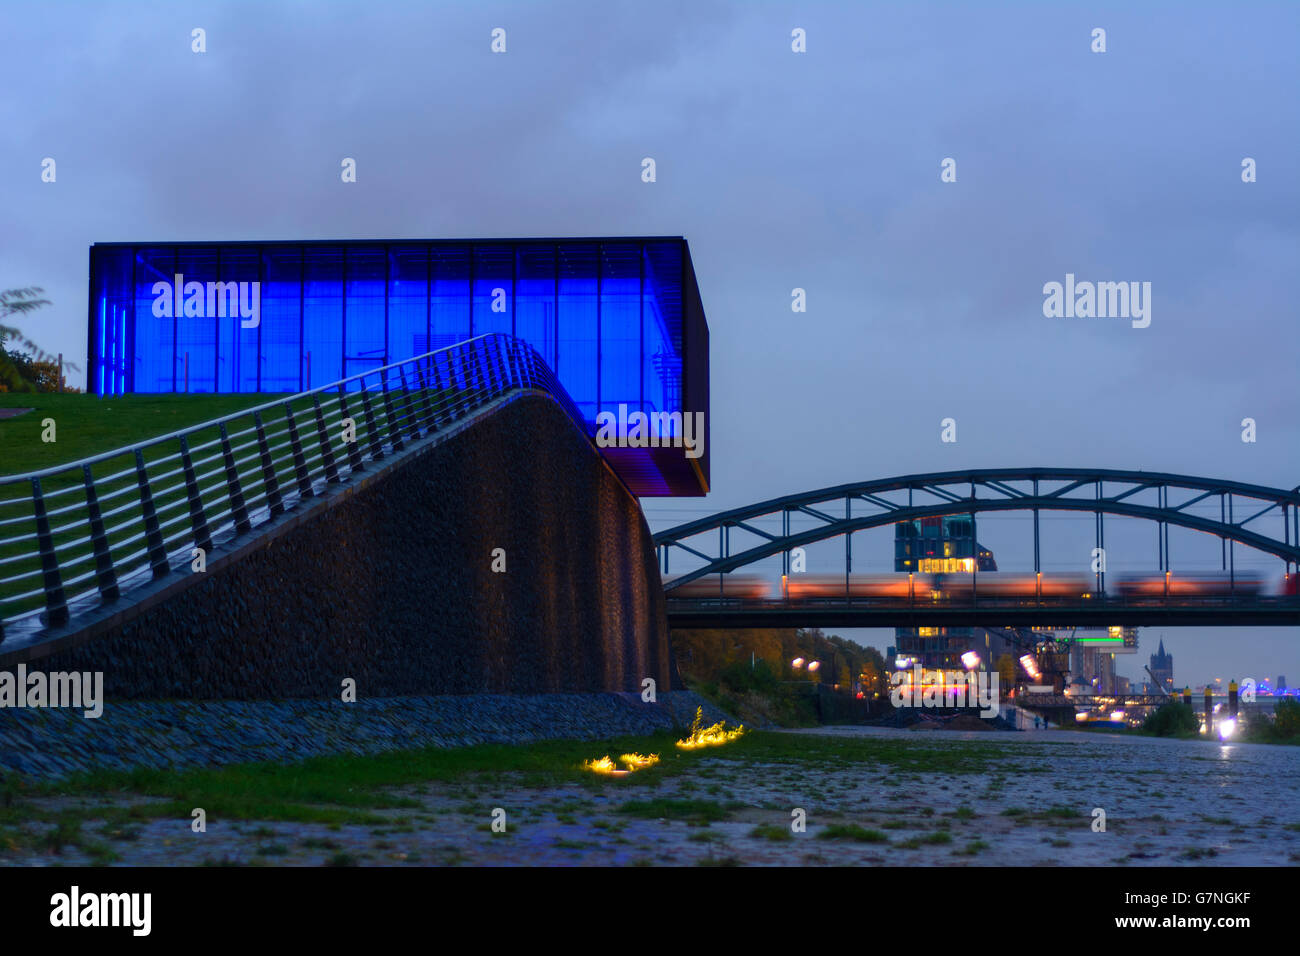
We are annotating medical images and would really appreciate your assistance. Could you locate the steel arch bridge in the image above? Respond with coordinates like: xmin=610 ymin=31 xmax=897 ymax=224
xmin=654 ymin=468 xmax=1300 ymax=629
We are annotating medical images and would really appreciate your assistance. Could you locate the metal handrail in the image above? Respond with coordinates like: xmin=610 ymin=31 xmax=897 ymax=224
xmin=0 ymin=333 xmax=584 ymax=637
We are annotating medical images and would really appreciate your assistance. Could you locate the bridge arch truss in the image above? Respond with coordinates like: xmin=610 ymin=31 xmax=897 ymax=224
xmin=655 ymin=468 xmax=1300 ymax=591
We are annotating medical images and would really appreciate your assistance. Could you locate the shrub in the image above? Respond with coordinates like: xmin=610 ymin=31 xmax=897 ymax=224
xmin=717 ymin=658 xmax=780 ymax=695
xmin=1273 ymin=697 xmax=1300 ymax=738
xmin=1143 ymin=701 xmax=1198 ymax=737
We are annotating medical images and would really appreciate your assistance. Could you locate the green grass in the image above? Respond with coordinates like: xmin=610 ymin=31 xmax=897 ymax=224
xmin=10 ymin=731 xmax=690 ymax=827
xmin=817 ymin=824 xmax=889 ymax=843
xmin=0 ymin=729 xmax=1052 ymax=860
xmin=0 ymin=393 xmax=283 ymax=476
xmin=0 ymin=393 xmax=303 ymax=618
xmin=899 ymin=831 xmax=953 ymax=848
xmin=706 ymin=728 xmax=1015 ymax=775
xmin=749 ymin=823 xmax=793 ymax=841
xmin=0 ymin=386 xmax=468 ymax=619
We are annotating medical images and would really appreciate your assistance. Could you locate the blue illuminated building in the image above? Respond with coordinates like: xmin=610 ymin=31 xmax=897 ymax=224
xmin=88 ymin=238 xmax=710 ymax=495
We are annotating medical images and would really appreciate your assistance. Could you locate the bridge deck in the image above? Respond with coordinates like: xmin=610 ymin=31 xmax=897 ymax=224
xmin=665 ymin=597 xmax=1300 ymax=628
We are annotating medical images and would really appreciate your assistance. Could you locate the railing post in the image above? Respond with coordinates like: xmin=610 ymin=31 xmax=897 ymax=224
xmin=495 ymin=337 xmax=509 ymax=390
xmin=422 ymin=356 xmax=441 ymax=429
xmin=283 ymin=403 xmax=315 ymax=498
xmin=481 ymin=338 xmax=498 ymax=394
xmin=82 ymin=464 xmax=120 ymax=604
xmin=30 ymin=477 xmax=69 ymax=627
xmin=135 ymin=449 xmax=170 ymax=578
xmin=463 ymin=341 xmax=482 ymax=407
xmin=382 ymin=379 xmax=405 ymax=452
xmin=219 ymin=422 xmax=252 ymax=534
xmin=398 ymin=367 xmax=421 ymax=442
xmin=337 ymin=391 xmax=365 ymax=473
xmin=429 ymin=354 xmax=447 ymax=428
xmin=520 ymin=340 xmax=534 ymax=387
xmin=414 ymin=358 xmax=436 ymax=432
xmin=507 ymin=338 xmax=523 ymax=387
xmin=253 ymin=411 xmax=284 ymax=517
xmin=452 ymin=345 xmax=472 ymax=418
xmin=359 ymin=383 xmax=384 ymax=462
xmin=178 ymin=435 xmax=214 ymax=557
xmin=500 ymin=338 xmax=515 ymax=388
xmin=515 ymin=338 xmax=527 ymax=385
xmin=312 ymin=395 xmax=341 ymax=484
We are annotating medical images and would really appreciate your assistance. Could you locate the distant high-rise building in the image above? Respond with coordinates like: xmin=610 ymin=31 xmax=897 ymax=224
xmin=893 ymin=515 xmax=1013 ymax=670
xmin=1149 ymin=638 xmax=1174 ymax=694
xmin=1279 ymin=675 xmax=1288 ymax=693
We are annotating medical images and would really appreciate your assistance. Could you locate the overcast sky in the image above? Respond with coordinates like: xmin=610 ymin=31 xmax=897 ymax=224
xmin=3 ymin=1 xmax=1297 ymax=686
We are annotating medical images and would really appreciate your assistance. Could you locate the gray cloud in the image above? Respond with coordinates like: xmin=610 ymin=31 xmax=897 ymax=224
xmin=2 ymin=0 xmax=1296 ymax=685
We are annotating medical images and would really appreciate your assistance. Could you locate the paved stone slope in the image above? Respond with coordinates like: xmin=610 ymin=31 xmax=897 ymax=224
xmin=0 ymin=691 xmax=731 ymax=780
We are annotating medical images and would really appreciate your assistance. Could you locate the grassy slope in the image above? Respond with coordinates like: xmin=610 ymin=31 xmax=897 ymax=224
xmin=0 ymin=392 xmax=301 ymax=617
xmin=0 ymin=393 xmax=289 ymax=478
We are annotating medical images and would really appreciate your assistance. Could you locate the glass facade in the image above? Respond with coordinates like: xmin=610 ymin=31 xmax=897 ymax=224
xmin=88 ymin=238 xmax=710 ymax=496
xmin=895 ymin=516 xmax=1001 ymax=670
xmin=894 ymin=516 xmax=995 ymax=573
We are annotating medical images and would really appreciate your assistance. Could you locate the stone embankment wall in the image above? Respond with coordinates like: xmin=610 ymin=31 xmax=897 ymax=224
xmin=0 ymin=691 xmax=730 ymax=779
xmin=10 ymin=393 xmax=675 ymax=699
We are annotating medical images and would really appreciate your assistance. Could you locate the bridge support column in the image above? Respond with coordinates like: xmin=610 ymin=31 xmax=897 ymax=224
xmin=845 ymin=498 xmax=852 ymax=595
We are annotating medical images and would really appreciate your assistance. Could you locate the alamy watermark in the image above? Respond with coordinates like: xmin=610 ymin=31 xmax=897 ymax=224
xmin=594 ymin=404 xmax=705 ymax=459
xmin=1042 ymin=273 xmax=1150 ymax=328
xmin=50 ymin=886 xmax=150 ymax=936
xmin=890 ymin=665 xmax=1000 ymax=718
xmin=0 ymin=664 xmax=103 ymax=718
xmin=151 ymin=273 xmax=260 ymax=328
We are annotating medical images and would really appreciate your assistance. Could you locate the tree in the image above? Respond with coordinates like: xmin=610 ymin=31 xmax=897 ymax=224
xmin=1143 ymin=701 xmax=1198 ymax=736
xmin=0 ymin=287 xmax=75 ymax=392
xmin=1275 ymin=697 xmax=1300 ymax=738
xmin=996 ymin=653 xmax=1017 ymax=689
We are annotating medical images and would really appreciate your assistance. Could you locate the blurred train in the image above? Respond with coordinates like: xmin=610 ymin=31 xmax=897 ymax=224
xmin=663 ymin=570 xmax=1296 ymax=601
xmin=1112 ymin=571 xmax=1266 ymax=599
